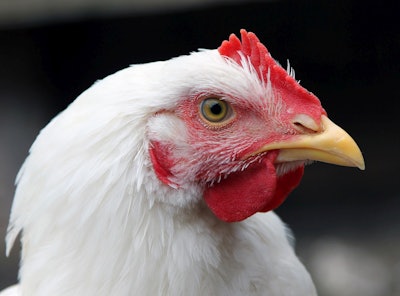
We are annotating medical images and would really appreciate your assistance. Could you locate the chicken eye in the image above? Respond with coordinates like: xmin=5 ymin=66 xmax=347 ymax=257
xmin=200 ymin=98 xmax=231 ymax=124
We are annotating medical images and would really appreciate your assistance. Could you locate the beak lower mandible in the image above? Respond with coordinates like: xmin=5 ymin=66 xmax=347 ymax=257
xmin=252 ymin=115 xmax=365 ymax=170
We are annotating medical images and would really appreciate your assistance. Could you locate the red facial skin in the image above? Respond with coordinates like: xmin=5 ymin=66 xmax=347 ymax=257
xmin=150 ymin=130 xmax=304 ymax=222
xmin=149 ymin=94 xmax=313 ymax=222
xmin=149 ymin=30 xmax=326 ymax=222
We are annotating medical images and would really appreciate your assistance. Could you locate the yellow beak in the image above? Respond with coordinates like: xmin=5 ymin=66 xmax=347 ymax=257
xmin=249 ymin=115 xmax=365 ymax=170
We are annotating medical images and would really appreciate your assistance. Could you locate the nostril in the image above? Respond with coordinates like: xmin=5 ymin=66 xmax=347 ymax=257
xmin=292 ymin=114 xmax=321 ymax=133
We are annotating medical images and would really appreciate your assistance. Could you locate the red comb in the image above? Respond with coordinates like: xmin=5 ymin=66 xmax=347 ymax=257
xmin=218 ymin=29 xmax=269 ymax=80
xmin=218 ymin=29 xmax=323 ymax=115
xmin=218 ymin=29 xmax=294 ymax=86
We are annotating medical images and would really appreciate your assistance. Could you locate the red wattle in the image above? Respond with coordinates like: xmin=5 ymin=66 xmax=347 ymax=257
xmin=203 ymin=155 xmax=304 ymax=222
xmin=261 ymin=166 xmax=304 ymax=212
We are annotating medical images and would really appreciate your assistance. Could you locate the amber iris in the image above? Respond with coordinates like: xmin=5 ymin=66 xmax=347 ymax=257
xmin=200 ymin=98 xmax=230 ymax=123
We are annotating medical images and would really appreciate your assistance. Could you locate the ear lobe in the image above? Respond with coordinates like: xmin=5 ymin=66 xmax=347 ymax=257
xmin=149 ymin=141 xmax=179 ymax=188
xmin=147 ymin=112 xmax=189 ymax=188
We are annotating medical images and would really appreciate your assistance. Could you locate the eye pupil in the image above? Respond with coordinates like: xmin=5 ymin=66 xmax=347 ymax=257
xmin=210 ymin=103 xmax=222 ymax=115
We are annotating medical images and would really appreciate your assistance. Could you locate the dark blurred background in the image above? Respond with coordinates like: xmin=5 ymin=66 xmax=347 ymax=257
xmin=0 ymin=0 xmax=399 ymax=295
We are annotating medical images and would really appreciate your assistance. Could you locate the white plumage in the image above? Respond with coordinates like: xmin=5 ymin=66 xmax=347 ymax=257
xmin=1 ymin=30 xmax=364 ymax=295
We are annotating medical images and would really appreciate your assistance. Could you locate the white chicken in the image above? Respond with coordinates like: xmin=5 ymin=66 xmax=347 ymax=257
xmin=1 ymin=29 xmax=364 ymax=295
